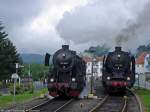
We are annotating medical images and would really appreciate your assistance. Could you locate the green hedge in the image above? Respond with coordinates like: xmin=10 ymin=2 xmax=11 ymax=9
xmin=0 ymin=81 xmax=3 ymax=89
xmin=9 ymin=83 xmax=34 ymax=95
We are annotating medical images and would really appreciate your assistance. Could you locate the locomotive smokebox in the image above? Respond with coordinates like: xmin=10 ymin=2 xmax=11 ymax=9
xmin=62 ymin=45 xmax=69 ymax=50
xmin=115 ymin=46 xmax=122 ymax=52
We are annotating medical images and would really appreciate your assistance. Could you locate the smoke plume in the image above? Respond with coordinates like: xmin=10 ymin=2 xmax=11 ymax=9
xmin=115 ymin=2 xmax=150 ymax=46
xmin=56 ymin=0 xmax=150 ymax=50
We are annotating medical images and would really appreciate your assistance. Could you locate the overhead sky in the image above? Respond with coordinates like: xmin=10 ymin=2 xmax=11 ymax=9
xmin=1 ymin=0 xmax=150 ymax=54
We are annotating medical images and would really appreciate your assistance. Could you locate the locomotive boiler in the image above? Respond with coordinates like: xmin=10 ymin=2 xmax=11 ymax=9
xmin=45 ymin=45 xmax=86 ymax=97
xmin=102 ymin=46 xmax=135 ymax=93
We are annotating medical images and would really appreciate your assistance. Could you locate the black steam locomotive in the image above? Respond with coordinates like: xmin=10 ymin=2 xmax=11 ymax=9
xmin=45 ymin=45 xmax=86 ymax=97
xmin=102 ymin=47 xmax=135 ymax=93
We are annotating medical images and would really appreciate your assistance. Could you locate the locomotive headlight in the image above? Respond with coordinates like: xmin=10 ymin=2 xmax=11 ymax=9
xmin=107 ymin=76 xmax=110 ymax=80
xmin=72 ymin=78 xmax=76 ymax=82
xmin=50 ymin=78 xmax=54 ymax=82
xmin=127 ymin=77 xmax=130 ymax=81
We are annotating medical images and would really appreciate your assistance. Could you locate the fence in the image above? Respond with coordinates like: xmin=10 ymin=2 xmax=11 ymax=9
xmin=134 ymin=73 xmax=150 ymax=89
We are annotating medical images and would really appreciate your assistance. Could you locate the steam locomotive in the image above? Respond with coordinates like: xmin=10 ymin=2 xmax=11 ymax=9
xmin=45 ymin=45 xmax=86 ymax=97
xmin=102 ymin=47 xmax=135 ymax=93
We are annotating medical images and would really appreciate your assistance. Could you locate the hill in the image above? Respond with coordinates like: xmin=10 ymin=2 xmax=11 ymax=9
xmin=20 ymin=53 xmax=44 ymax=64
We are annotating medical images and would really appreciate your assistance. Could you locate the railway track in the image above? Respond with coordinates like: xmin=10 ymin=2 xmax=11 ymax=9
xmin=27 ymin=98 xmax=74 ymax=112
xmin=89 ymin=95 xmax=127 ymax=112
xmin=5 ymin=88 xmax=143 ymax=112
xmin=89 ymin=89 xmax=144 ymax=112
xmin=4 ymin=97 xmax=50 ymax=112
xmin=127 ymin=89 xmax=144 ymax=112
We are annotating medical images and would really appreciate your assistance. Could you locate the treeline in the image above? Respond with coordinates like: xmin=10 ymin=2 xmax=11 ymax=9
xmin=0 ymin=22 xmax=21 ymax=81
xmin=84 ymin=44 xmax=150 ymax=57
xmin=22 ymin=64 xmax=50 ymax=81
xmin=136 ymin=44 xmax=150 ymax=56
xmin=0 ymin=22 xmax=51 ymax=82
xmin=84 ymin=44 xmax=110 ymax=56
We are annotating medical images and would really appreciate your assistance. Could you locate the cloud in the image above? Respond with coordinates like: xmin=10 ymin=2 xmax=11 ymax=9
xmin=0 ymin=0 xmax=88 ymax=53
xmin=1 ymin=0 xmax=150 ymax=54
xmin=56 ymin=0 xmax=150 ymax=51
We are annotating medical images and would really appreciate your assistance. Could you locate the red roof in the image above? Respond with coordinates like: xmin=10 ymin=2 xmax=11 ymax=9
xmin=96 ymin=56 xmax=104 ymax=61
xmin=136 ymin=52 xmax=148 ymax=64
xmin=82 ymin=56 xmax=92 ymax=62
xmin=82 ymin=56 xmax=103 ymax=62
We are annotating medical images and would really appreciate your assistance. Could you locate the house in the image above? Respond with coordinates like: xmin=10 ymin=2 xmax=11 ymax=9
xmin=135 ymin=52 xmax=147 ymax=74
xmin=94 ymin=57 xmax=103 ymax=77
xmin=82 ymin=56 xmax=103 ymax=81
xmin=144 ymin=53 xmax=150 ymax=74
xmin=136 ymin=52 xmax=150 ymax=75
xmin=83 ymin=56 xmax=92 ymax=75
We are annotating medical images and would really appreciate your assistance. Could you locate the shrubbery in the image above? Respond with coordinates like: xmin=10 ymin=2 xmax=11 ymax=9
xmin=9 ymin=83 xmax=34 ymax=95
xmin=0 ymin=81 xmax=3 ymax=89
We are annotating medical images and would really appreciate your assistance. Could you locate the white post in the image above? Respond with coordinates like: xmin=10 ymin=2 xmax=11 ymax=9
xmin=16 ymin=63 xmax=19 ymax=73
xmin=19 ymin=77 xmax=20 ymax=86
xmin=28 ymin=64 xmax=31 ymax=76
xmin=11 ymin=73 xmax=19 ymax=104
xmin=13 ymin=79 xmax=16 ymax=103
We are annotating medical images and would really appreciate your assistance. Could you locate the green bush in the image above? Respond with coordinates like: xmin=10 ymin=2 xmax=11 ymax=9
xmin=0 ymin=92 xmax=2 ymax=96
xmin=29 ymin=83 xmax=34 ymax=94
xmin=6 ymin=82 xmax=12 ymax=88
xmin=8 ymin=82 xmax=35 ymax=95
xmin=0 ymin=81 xmax=3 ymax=89
xmin=9 ymin=83 xmax=23 ymax=95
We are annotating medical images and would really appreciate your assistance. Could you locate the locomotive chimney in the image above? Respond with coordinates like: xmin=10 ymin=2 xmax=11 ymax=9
xmin=62 ymin=45 xmax=69 ymax=50
xmin=72 ymin=51 xmax=76 ymax=55
xmin=115 ymin=46 xmax=122 ymax=51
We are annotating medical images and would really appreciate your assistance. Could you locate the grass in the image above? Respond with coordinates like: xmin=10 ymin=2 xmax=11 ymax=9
xmin=0 ymin=88 xmax=47 ymax=108
xmin=135 ymin=88 xmax=150 ymax=112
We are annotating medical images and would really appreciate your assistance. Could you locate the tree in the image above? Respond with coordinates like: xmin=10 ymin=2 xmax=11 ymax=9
xmin=136 ymin=44 xmax=150 ymax=57
xmin=0 ymin=22 xmax=21 ymax=81
xmin=84 ymin=44 xmax=110 ymax=56
xmin=21 ymin=64 xmax=49 ymax=81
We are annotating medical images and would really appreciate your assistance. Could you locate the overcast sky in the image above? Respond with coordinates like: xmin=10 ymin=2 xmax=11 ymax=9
xmin=0 ymin=0 xmax=150 ymax=54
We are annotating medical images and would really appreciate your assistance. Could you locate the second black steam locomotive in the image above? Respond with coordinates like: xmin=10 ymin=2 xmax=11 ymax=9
xmin=102 ymin=47 xmax=135 ymax=93
xmin=45 ymin=45 xmax=86 ymax=97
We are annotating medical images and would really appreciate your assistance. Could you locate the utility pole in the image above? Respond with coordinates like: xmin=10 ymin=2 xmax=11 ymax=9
xmin=16 ymin=63 xmax=19 ymax=74
xmin=138 ymin=74 xmax=140 ymax=89
xmin=89 ymin=47 xmax=96 ymax=95
xmin=90 ymin=58 xmax=94 ymax=94
xmin=28 ymin=64 xmax=31 ymax=76
xmin=11 ymin=73 xmax=19 ymax=104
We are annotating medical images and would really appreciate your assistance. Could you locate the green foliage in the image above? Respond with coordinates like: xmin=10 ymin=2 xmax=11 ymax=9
xmin=29 ymin=83 xmax=34 ymax=94
xmin=22 ymin=82 xmax=33 ymax=92
xmin=21 ymin=64 xmax=50 ymax=81
xmin=0 ymin=22 xmax=21 ymax=81
xmin=0 ymin=81 xmax=3 ymax=89
xmin=0 ymin=88 xmax=47 ymax=107
xmin=84 ymin=44 xmax=110 ymax=56
xmin=136 ymin=88 xmax=150 ymax=112
xmin=9 ymin=83 xmax=23 ymax=95
xmin=9 ymin=82 xmax=34 ymax=95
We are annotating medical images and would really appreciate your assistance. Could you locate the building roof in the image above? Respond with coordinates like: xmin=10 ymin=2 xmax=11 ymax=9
xmin=96 ymin=56 xmax=104 ymax=61
xmin=136 ymin=52 xmax=148 ymax=64
xmin=82 ymin=56 xmax=92 ymax=62
xmin=82 ymin=56 xmax=103 ymax=62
